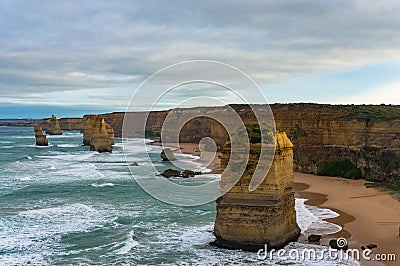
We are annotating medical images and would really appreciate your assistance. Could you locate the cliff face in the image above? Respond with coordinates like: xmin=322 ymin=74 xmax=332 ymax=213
xmin=99 ymin=104 xmax=400 ymax=184
xmin=34 ymin=125 xmax=48 ymax=146
xmin=59 ymin=118 xmax=83 ymax=130
xmin=271 ymin=104 xmax=400 ymax=183
xmin=45 ymin=115 xmax=62 ymax=135
xmin=213 ymin=130 xmax=300 ymax=250
xmin=40 ymin=117 xmax=83 ymax=131
xmin=83 ymin=115 xmax=114 ymax=152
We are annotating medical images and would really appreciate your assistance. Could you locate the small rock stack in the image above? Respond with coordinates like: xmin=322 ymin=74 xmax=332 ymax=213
xmin=34 ymin=125 xmax=48 ymax=146
xmin=83 ymin=115 xmax=114 ymax=152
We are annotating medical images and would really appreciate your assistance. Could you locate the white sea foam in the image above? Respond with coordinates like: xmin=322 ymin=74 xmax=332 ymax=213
xmin=18 ymin=175 xmax=33 ymax=181
xmin=114 ymin=230 xmax=139 ymax=255
xmin=57 ymin=144 xmax=81 ymax=148
xmin=91 ymin=182 xmax=115 ymax=188
xmin=295 ymin=198 xmax=341 ymax=235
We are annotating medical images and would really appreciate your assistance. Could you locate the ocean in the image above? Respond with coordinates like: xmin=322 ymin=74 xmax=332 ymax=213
xmin=0 ymin=126 xmax=358 ymax=265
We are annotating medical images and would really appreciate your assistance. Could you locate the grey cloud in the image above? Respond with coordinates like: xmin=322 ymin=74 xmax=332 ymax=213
xmin=0 ymin=0 xmax=399 ymax=107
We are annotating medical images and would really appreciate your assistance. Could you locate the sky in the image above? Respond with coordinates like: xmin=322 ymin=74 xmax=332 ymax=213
xmin=0 ymin=0 xmax=400 ymax=118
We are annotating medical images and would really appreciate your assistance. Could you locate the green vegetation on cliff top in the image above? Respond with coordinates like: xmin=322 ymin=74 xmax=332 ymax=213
xmin=270 ymin=103 xmax=400 ymax=121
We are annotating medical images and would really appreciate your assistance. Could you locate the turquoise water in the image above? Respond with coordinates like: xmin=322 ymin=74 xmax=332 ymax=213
xmin=0 ymin=127 xmax=356 ymax=265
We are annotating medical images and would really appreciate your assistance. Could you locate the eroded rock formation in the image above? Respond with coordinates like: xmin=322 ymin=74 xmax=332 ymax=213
xmin=34 ymin=125 xmax=48 ymax=146
xmin=83 ymin=115 xmax=114 ymax=152
xmin=45 ymin=115 xmax=62 ymax=135
xmin=213 ymin=129 xmax=300 ymax=250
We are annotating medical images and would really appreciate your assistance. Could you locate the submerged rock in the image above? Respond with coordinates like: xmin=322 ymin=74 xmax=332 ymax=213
xmin=46 ymin=115 xmax=62 ymax=135
xmin=160 ymin=148 xmax=177 ymax=161
xmin=34 ymin=125 xmax=48 ymax=146
xmin=161 ymin=169 xmax=181 ymax=178
xmin=182 ymin=169 xmax=195 ymax=178
xmin=160 ymin=168 xmax=201 ymax=178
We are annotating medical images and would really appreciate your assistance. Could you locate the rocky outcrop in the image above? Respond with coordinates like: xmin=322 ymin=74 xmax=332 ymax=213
xmin=160 ymin=148 xmax=177 ymax=161
xmin=213 ymin=129 xmax=300 ymax=251
xmin=34 ymin=125 xmax=48 ymax=146
xmin=45 ymin=115 xmax=62 ymax=135
xmin=83 ymin=115 xmax=114 ymax=152
xmin=160 ymin=168 xmax=201 ymax=178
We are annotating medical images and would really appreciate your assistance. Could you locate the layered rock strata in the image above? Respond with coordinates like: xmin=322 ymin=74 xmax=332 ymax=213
xmin=102 ymin=104 xmax=400 ymax=184
xmin=83 ymin=115 xmax=114 ymax=152
xmin=34 ymin=125 xmax=48 ymax=146
xmin=213 ymin=129 xmax=300 ymax=251
xmin=45 ymin=115 xmax=62 ymax=135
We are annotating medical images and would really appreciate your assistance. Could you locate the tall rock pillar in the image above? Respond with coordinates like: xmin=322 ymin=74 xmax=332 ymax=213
xmin=83 ymin=115 xmax=114 ymax=152
xmin=213 ymin=129 xmax=300 ymax=251
xmin=34 ymin=125 xmax=48 ymax=146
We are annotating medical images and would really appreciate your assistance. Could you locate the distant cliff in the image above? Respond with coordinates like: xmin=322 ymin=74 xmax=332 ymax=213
xmin=40 ymin=117 xmax=83 ymax=131
xmin=98 ymin=104 xmax=400 ymax=184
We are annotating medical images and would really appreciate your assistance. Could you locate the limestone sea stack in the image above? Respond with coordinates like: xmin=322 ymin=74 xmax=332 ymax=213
xmin=46 ymin=115 xmax=62 ymax=135
xmin=34 ymin=125 xmax=48 ymax=146
xmin=83 ymin=115 xmax=114 ymax=152
xmin=213 ymin=128 xmax=300 ymax=251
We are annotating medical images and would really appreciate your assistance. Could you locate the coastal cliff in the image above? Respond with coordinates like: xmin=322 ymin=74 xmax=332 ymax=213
xmin=83 ymin=115 xmax=114 ymax=152
xmin=213 ymin=129 xmax=300 ymax=250
xmin=102 ymin=104 xmax=399 ymax=184
xmin=50 ymin=104 xmax=399 ymax=184
xmin=40 ymin=117 xmax=83 ymax=131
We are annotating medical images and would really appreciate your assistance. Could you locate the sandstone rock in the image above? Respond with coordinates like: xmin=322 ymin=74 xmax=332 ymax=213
xmin=161 ymin=169 xmax=181 ymax=178
xmin=46 ymin=115 xmax=62 ymax=135
xmin=90 ymin=137 xmax=112 ymax=153
xmin=34 ymin=125 xmax=48 ymax=146
xmin=213 ymin=129 xmax=300 ymax=251
xmin=160 ymin=148 xmax=176 ymax=161
xmin=308 ymin=234 xmax=322 ymax=242
xmin=83 ymin=115 xmax=114 ymax=152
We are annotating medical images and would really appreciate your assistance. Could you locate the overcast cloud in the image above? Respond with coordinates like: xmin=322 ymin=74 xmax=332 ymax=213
xmin=0 ymin=0 xmax=399 ymax=114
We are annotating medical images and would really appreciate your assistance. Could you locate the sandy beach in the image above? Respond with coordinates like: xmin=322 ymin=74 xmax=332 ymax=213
xmin=294 ymin=172 xmax=400 ymax=266
xmin=154 ymin=141 xmax=400 ymax=265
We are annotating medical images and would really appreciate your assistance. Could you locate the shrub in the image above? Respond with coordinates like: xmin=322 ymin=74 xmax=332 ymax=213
xmin=318 ymin=160 xmax=362 ymax=179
